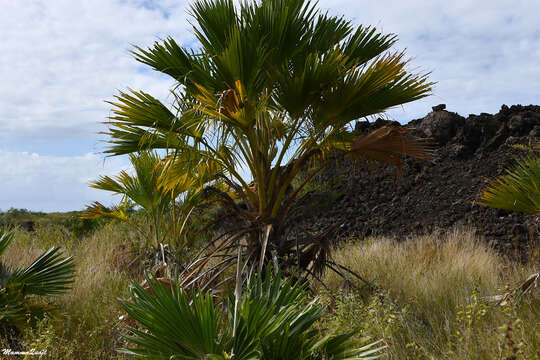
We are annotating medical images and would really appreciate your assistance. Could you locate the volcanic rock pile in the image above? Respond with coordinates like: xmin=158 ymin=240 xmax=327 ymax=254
xmin=298 ymin=104 xmax=540 ymax=253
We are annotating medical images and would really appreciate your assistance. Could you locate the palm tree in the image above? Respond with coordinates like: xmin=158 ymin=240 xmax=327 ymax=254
xmin=478 ymin=155 xmax=540 ymax=216
xmin=0 ymin=228 xmax=75 ymax=334
xmin=104 ymin=0 xmax=432 ymax=282
xmin=119 ymin=271 xmax=385 ymax=359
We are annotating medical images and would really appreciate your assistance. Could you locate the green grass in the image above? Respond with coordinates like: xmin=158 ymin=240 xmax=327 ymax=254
xmin=1 ymin=223 xmax=538 ymax=359
xmin=0 ymin=207 xmax=110 ymax=238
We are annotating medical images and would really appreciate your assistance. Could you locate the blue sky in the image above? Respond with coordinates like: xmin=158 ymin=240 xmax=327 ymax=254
xmin=1 ymin=0 xmax=539 ymax=212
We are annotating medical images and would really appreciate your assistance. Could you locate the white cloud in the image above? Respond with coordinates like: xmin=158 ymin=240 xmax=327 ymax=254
xmin=1 ymin=0 xmax=539 ymax=211
xmin=316 ymin=0 xmax=540 ymax=119
xmin=0 ymin=151 xmax=129 ymax=212
xmin=0 ymin=0 xmax=190 ymax=141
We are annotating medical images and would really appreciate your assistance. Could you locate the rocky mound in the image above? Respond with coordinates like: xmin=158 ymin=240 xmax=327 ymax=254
xmin=298 ymin=104 xmax=539 ymax=254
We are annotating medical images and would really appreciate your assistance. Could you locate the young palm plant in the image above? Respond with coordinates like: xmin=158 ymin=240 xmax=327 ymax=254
xmin=104 ymin=0 xmax=432 ymax=284
xmin=84 ymin=151 xmax=214 ymax=248
xmin=0 ymin=228 xmax=75 ymax=333
xmin=119 ymin=271 xmax=384 ymax=359
xmin=84 ymin=152 xmax=171 ymax=246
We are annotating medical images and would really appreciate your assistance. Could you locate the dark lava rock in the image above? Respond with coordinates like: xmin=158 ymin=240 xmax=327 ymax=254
xmin=19 ymin=220 xmax=35 ymax=232
xmin=293 ymin=104 xmax=540 ymax=257
xmin=413 ymin=109 xmax=464 ymax=145
xmin=432 ymin=104 xmax=446 ymax=112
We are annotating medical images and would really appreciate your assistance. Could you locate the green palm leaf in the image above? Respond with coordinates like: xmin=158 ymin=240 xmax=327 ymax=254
xmin=119 ymin=275 xmax=225 ymax=359
xmin=12 ymin=247 xmax=75 ymax=296
xmin=0 ymin=227 xmax=15 ymax=257
xmin=119 ymin=272 xmax=384 ymax=359
xmin=0 ymin=285 xmax=23 ymax=323
xmin=104 ymin=0 xmax=432 ymax=281
xmin=80 ymin=201 xmax=128 ymax=221
xmin=1 ymin=228 xmax=75 ymax=330
xmin=479 ymin=156 xmax=540 ymax=215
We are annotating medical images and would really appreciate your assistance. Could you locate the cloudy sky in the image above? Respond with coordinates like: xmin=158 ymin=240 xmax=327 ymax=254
xmin=1 ymin=0 xmax=539 ymax=212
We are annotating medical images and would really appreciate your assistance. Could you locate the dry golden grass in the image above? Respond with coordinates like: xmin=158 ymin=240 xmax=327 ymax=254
xmin=3 ymin=223 xmax=538 ymax=359
xmin=322 ymin=227 xmax=539 ymax=359
xmin=4 ymin=221 xmax=144 ymax=359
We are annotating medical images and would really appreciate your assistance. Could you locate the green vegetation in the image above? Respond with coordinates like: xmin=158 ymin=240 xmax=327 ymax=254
xmin=324 ymin=228 xmax=539 ymax=359
xmin=83 ymin=151 xmax=209 ymax=248
xmin=0 ymin=222 xmax=138 ymax=358
xmin=103 ymin=0 xmax=432 ymax=286
xmin=0 ymin=207 xmax=108 ymax=238
xmin=479 ymin=155 xmax=540 ymax=216
xmin=2 ymin=1 xmax=538 ymax=359
xmin=0 ymin=228 xmax=75 ymax=336
xmin=1 ymin=225 xmax=537 ymax=359
xmin=120 ymin=271 xmax=384 ymax=359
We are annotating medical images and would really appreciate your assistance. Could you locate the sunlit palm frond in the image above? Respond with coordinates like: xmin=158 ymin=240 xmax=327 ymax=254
xmin=90 ymin=152 xmax=171 ymax=212
xmin=108 ymin=90 xmax=178 ymax=131
xmin=313 ymin=53 xmax=432 ymax=128
xmin=80 ymin=201 xmax=128 ymax=221
xmin=158 ymin=148 xmax=224 ymax=193
xmin=132 ymin=38 xmax=195 ymax=80
xmin=479 ymin=156 xmax=540 ymax=216
xmin=88 ymin=151 xmax=216 ymax=247
xmin=104 ymin=0 xmax=433 ymax=282
xmin=340 ymin=25 xmax=398 ymax=65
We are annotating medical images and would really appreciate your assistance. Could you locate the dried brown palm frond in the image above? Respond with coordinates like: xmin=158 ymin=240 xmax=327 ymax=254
xmin=483 ymin=272 xmax=539 ymax=304
xmin=348 ymin=125 xmax=432 ymax=177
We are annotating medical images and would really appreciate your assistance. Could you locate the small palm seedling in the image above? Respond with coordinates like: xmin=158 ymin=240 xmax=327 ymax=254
xmin=0 ymin=228 xmax=75 ymax=334
xmin=83 ymin=151 xmax=173 ymax=247
xmin=119 ymin=270 xmax=385 ymax=359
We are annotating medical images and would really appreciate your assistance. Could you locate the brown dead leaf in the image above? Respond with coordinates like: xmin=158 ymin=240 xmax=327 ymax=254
xmin=348 ymin=126 xmax=431 ymax=177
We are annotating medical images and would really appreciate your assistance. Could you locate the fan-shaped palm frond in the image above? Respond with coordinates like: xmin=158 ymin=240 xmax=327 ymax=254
xmin=119 ymin=271 xmax=384 ymax=359
xmin=0 ymin=228 xmax=75 ymax=332
xmin=479 ymin=156 xmax=540 ymax=216
xmin=87 ymin=151 xmax=220 ymax=247
xmin=87 ymin=152 xmax=184 ymax=246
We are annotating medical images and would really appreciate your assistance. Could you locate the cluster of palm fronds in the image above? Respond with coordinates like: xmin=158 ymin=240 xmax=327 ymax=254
xmin=96 ymin=0 xmax=432 ymax=288
xmin=119 ymin=270 xmax=385 ymax=359
xmin=82 ymin=0 xmax=435 ymax=355
xmin=82 ymin=151 xmax=215 ymax=249
xmin=6 ymin=0 xmax=539 ymax=357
